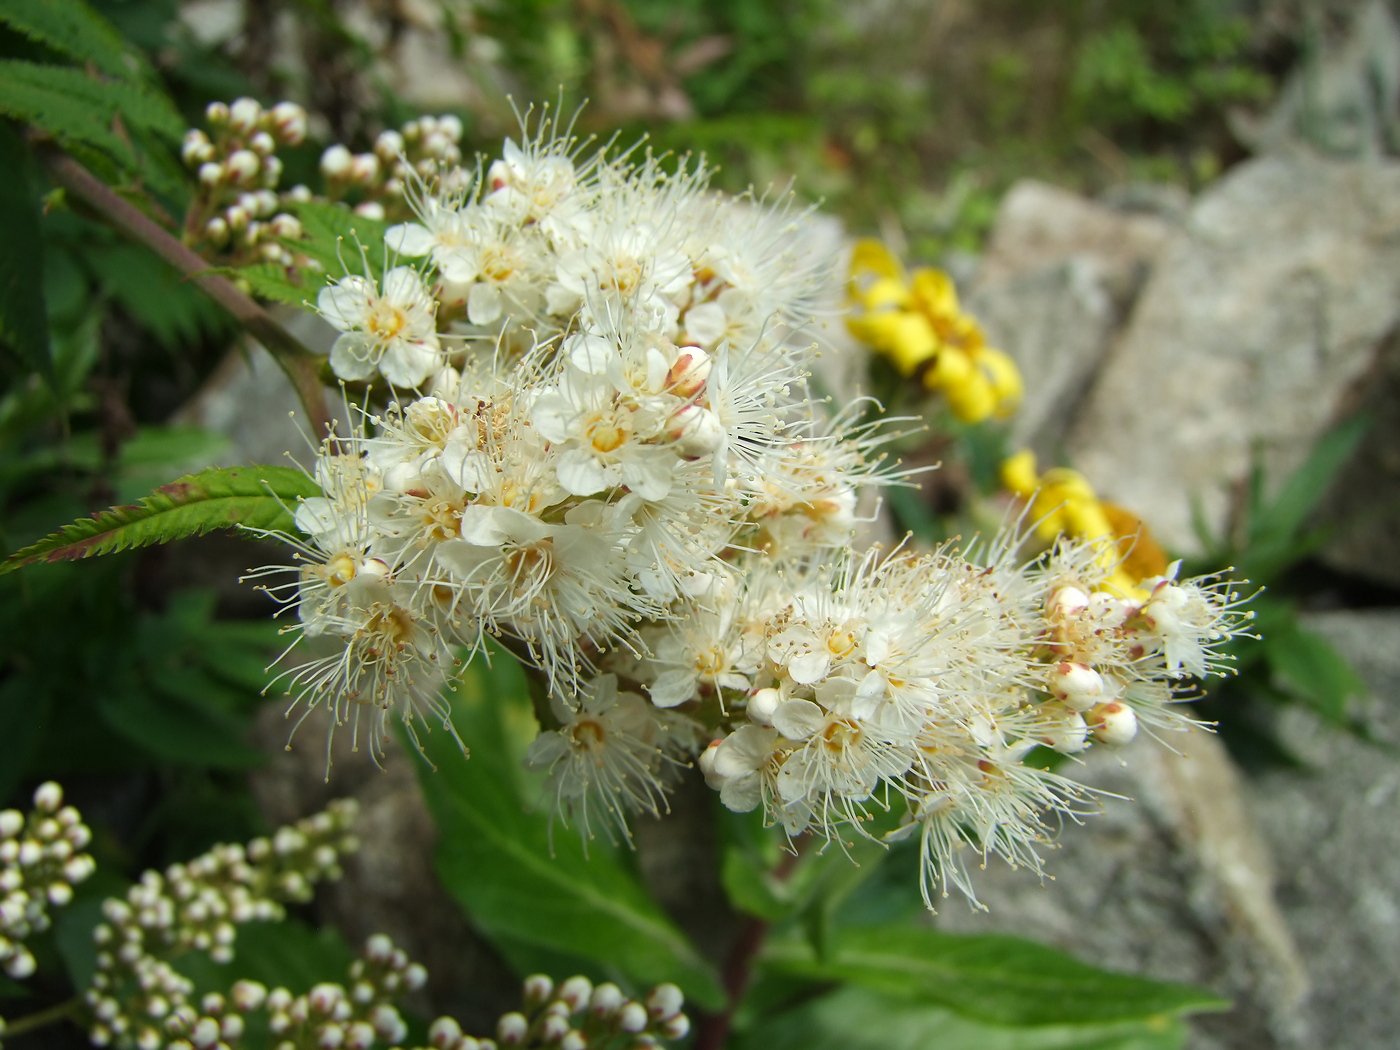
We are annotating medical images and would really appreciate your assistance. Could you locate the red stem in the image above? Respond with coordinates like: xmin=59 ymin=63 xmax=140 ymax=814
xmin=31 ymin=141 xmax=333 ymax=440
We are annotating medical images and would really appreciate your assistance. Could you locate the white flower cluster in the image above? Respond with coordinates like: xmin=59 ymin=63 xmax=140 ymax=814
xmin=0 ymin=781 xmax=96 ymax=980
xmin=320 ymin=115 xmax=466 ymax=223
xmin=490 ymin=973 xmax=688 ymax=1050
xmin=261 ymin=119 xmax=1249 ymax=904
xmin=85 ymin=800 xmax=359 ymax=1048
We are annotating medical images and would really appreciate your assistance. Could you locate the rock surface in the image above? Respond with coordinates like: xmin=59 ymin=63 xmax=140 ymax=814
xmin=936 ymin=609 xmax=1400 ymax=1050
xmin=1065 ymin=155 xmax=1400 ymax=553
xmin=968 ymin=180 xmax=1174 ymax=458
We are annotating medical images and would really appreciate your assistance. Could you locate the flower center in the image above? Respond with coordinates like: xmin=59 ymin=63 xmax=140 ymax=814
xmin=821 ymin=718 xmax=862 ymax=752
xmin=367 ymin=302 xmax=408 ymax=340
xmin=585 ymin=408 xmax=631 ymax=454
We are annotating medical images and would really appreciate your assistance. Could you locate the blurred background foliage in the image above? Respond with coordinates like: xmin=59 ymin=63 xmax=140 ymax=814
xmin=1 ymin=0 xmax=1388 ymax=1046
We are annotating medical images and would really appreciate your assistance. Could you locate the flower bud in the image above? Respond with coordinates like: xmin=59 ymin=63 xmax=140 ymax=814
xmin=1049 ymin=586 xmax=1090 ymax=618
xmin=231 ymin=981 xmax=267 ymax=1012
xmin=0 ymin=811 xmax=21 ymax=838
xmin=48 ymin=881 xmax=73 ymax=906
xmin=317 ymin=1023 xmax=345 ymax=1050
xmin=429 ymin=1016 xmax=462 ymax=1050
xmin=321 ymin=145 xmax=353 ymax=179
xmin=1048 ymin=662 xmax=1103 ymax=712
xmin=261 ymin=155 xmax=283 ymax=188
xmin=589 ymin=982 xmax=623 ymax=1017
xmin=659 ymin=1013 xmax=690 ymax=1039
xmin=557 ymin=975 xmax=592 ymax=1011
xmin=249 ymin=130 xmax=275 ymax=156
xmin=269 ymin=102 xmax=308 ymax=145
xmin=617 ymin=1002 xmax=648 ymax=1033
xmin=747 ymin=687 xmax=782 ymax=727
xmin=205 ymin=101 xmax=230 ymax=125
xmin=539 ymin=1014 xmax=569 ymax=1042
xmin=347 ymin=153 xmax=379 ymax=185
xmin=495 ymin=1013 xmax=527 ymax=1045
xmin=667 ymin=405 xmax=724 ymax=458
xmin=191 ymin=1018 xmax=220 ymax=1049
xmin=1089 ymin=701 xmax=1138 ymax=746
xmin=229 ymin=97 xmax=263 ymax=133
xmin=182 ymin=130 xmax=215 ymax=167
xmin=354 ymin=200 xmax=385 ymax=221
xmin=34 ymin=782 xmax=63 ymax=812
xmin=665 ymin=345 xmax=711 ymax=397
xmin=375 ymin=130 xmax=405 ymax=159
xmin=220 ymin=1015 xmax=244 ymax=1041
xmin=345 ymin=1022 xmax=375 ymax=1050
xmin=4 ymin=946 xmax=35 ymax=979
xmin=646 ymin=984 xmax=683 ymax=1021
xmin=226 ymin=150 xmax=260 ymax=184
xmin=559 ymin=1032 xmax=587 ymax=1050
xmin=437 ymin=114 xmax=463 ymax=141
xmin=137 ymin=1027 xmax=162 ymax=1050
xmin=522 ymin=974 xmax=553 ymax=1006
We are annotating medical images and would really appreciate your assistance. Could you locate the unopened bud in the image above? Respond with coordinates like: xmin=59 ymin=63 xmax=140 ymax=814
xmin=428 ymin=1016 xmax=462 ymax=1050
xmin=231 ymin=981 xmax=267 ymax=1012
xmin=345 ymin=1022 xmax=375 ymax=1050
xmin=539 ymin=1015 xmax=569 ymax=1042
xmin=496 ymin=1013 xmax=527 ymax=1045
xmin=660 ymin=1013 xmax=690 ymax=1039
xmin=268 ymin=102 xmax=308 ymax=145
xmin=321 ymin=145 xmax=353 ymax=179
xmin=375 ymin=130 xmax=405 ymax=159
xmin=1089 ymin=701 xmax=1138 ymax=746
xmin=353 ymin=200 xmax=385 ymax=221
xmin=249 ymin=130 xmax=275 ymax=156
xmin=226 ymin=150 xmax=259 ymax=183
xmin=665 ymin=345 xmax=711 ymax=397
xmin=347 ymin=153 xmax=379 ymax=185
xmin=437 ymin=114 xmax=463 ymax=141
xmin=1050 ymin=586 xmax=1090 ymax=618
xmin=589 ymin=983 xmax=623 ymax=1017
xmin=667 ymin=405 xmax=724 ymax=458
xmin=617 ymin=1002 xmax=647 ymax=1033
xmin=48 ymin=881 xmax=73 ymax=906
xmin=34 ymin=782 xmax=63 ymax=812
xmin=559 ymin=1031 xmax=587 ymax=1050
xmin=229 ymin=97 xmax=263 ymax=133
xmin=557 ymin=975 xmax=592 ymax=1011
xmin=522 ymin=974 xmax=553 ymax=1006
xmin=1048 ymin=662 xmax=1103 ymax=711
xmin=747 ymin=687 xmax=782 ymax=727
xmin=0 ymin=811 xmax=21 ymax=838
xmin=646 ymin=984 xmax=683 ymax=1021
xmin=205 ymin=101 xmax=230 ymax=125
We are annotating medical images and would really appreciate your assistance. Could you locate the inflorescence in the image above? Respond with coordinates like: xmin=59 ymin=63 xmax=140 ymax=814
xmin=215 ymin=103 xmax=1254 ymax=908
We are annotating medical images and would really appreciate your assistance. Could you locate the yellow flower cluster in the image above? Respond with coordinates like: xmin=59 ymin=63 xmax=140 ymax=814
xmin=1000 ymin=450 xmax=1169 ymax=599
xmin=847 ymin=239 xmax=1023 ymax=423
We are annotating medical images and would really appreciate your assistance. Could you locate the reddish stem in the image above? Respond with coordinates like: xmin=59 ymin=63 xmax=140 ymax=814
xmin=31 ymin=141 xmax=333 ymax=440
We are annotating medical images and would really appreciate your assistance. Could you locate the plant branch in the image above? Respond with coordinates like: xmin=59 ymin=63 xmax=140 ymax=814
xmin=30 ymin=141 xmax=333 ymax=440
xmin=2 ymin=996 xmax=83 ymax=1038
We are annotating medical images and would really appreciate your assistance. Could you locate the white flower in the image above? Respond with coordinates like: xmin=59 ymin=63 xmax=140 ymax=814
xmin=317 ymin=268 xmax=441 ymax=387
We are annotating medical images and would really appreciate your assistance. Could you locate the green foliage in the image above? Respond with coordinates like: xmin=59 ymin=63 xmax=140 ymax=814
xmin=1 ymin=464 xmax=319 ymax=575
xmin=0 ymin=122 xmax=52 ymax=385
xmin=762 ymin=925 xmax=1224 ymax=1028
xmin=0 ymin=0 xmax=151 ymax=82
xmin=1189 ymin=415 xmax=1374 ymax=761
xmin=735 ymin=986 xmax=1189 ymax=1050
xmin=414 ymin=653 xmax=726 ymax=1011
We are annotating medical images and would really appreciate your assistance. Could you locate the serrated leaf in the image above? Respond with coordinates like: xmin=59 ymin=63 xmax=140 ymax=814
xmin=0 ymin=59 xmax=133 ymax=163
xmin=0 ymin=122 xmax=53 ymax=385
xmin=415 ymin=654 xmax=726 ymax=1010
xmin=235 ymin=262 xmax=317 ymax=307
xmin=0 ymin=0 xmax=146 ymax=81
xmin=288 ymin=199 xmax=388 ymax=282
xmin=762 ymin=925 xmax=1226 ymax=1027
xmin=734 ymin=986 xmax=1188 ymax=1050
xmin=0 ymin=464 xmax=320 ymax=574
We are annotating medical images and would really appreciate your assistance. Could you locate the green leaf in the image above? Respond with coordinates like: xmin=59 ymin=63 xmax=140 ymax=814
xmin=735 ymin=986 xmax=1189 ymax=1050
xmin=0 ymin=122 xmax=53 ymax=385
xmin=235 ymin=262 xmax=318 ymax=308
xmin=174 ymin=918 xmax=355 ymax=993
xmin=0 ymin=0 xmax=147 ymax=81
xmin=761 ymin=925 xmax=1225 ymax=1027
xmin=415 ymin=654 xmax=726 ymax=1010
xmin=98 ymin=686 xmax=267 ymax=767
xmin=0 ymin=59 xmax=134 ymax=164
xmin=1263 ymin=619 xmax=1366 ymax=725
xmin=0 ymin=464 xmax=320 ymax=574
xmin=287 ymin=200 xmax=388 ymax=282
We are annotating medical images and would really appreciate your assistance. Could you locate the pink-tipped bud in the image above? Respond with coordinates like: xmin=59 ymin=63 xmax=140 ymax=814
xmin=229 ymin=97 xmax=263 ymax=133
xmin=375 ymin=130 xmax=405 ymax=160
xmin=268 ymin=102 xmax=308 ymax=145
xmin=1048 ymin=662 xmax=1103 ymax=711
xmin=522 ymin=974 xmax=554 ymax=1006
xmin=617 ymin=1002 xmax=648 ymax=1033
xmin=347 ymin=153 xmax=379 ymax=185
xmin=428 ymin=1017 xmax=462 ymax=1050
xmin=667 ymin=405 xmax=724 ymax=458
xmin=226 ymin=149 xmax=259 ymax=184
xmin=665 ymin=345 xmax=711 ymax=397
xmin=1050 ymin=586 xmax=1090 ymax=618
xmin=495 ymin=1013 xmax=527 ymax=1046
xmin=437 ymin=114 xmax=463 ymax=141
xmin=1089 ymin=702 xmax=1138 ymax=746
xmin=34 ymin=782 xmax=63 ymax=812
xmin=557 ymin=975 xmax=592 ymax=1012
xmin=646 ymin=984 xmax=683 ymax=1022
xmin=747 ymin=687 xmax=782 ymax=727
xmin=660 ymin=1013 xmax=690 ymax=1039
xmin=539 ymin=1014 xmax=569 ymax=1042
xmin=182 ymin=130 xmax=214 ymax=167
xmin=589 ymin=983 xmax=623 ymax=1017
xmin=353 ymin=200 xmax=385 ymax=221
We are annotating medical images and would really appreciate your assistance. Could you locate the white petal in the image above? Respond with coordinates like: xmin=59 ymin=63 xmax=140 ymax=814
xmin=773 ymin=699 xmax=825 ymax=741
xmin=556 ymin=448 xmax=616 ymax=496
xmin=328 ymin=332 xmax=379 ymax=381
xmin=719 ymin=775 xmax=761 ymax=813
xmin=317 ymin=278 xmax=372 ymax=330
xmin=458 ymin=505 xmax=547 ymax=546
xmin=379 ymin=341 xmax=438 ymax=388
xmin=684 ymin=301 xmax=727 ymax=346
xmin=648 ymin=670 xmax=698 ymax=709
xmin=564 ymin=334 xmax=614 ymax=375
xmin=713 ymin=726 xmax=776 ymax=778
xmin=467 ymin=282 xmax=502 ymax=325
xmin=619 ymin=454 xmax=673 ymax=501
xmin=384 ymin=223 xmax=437 ymax=257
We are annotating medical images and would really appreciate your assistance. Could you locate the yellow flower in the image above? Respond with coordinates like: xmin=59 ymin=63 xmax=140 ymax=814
xmin=847 ymin=239 xmax=1022 ymax=424
xmin=1000 ymin=450 xmax=1168 ymax=598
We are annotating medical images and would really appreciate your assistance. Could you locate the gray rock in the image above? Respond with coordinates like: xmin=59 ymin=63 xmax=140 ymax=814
xmin=1066 ymin=155 xmax=1400 ymax=554
xmin=967 ymin=180 xmax=1174 ymax=459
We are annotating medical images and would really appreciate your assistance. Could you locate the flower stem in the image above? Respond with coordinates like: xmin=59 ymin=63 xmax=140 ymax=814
xmin=30 ymin=140 xmax=333 ymax=440
xmin=2 ymin=996 xmax=83 ymax=1038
